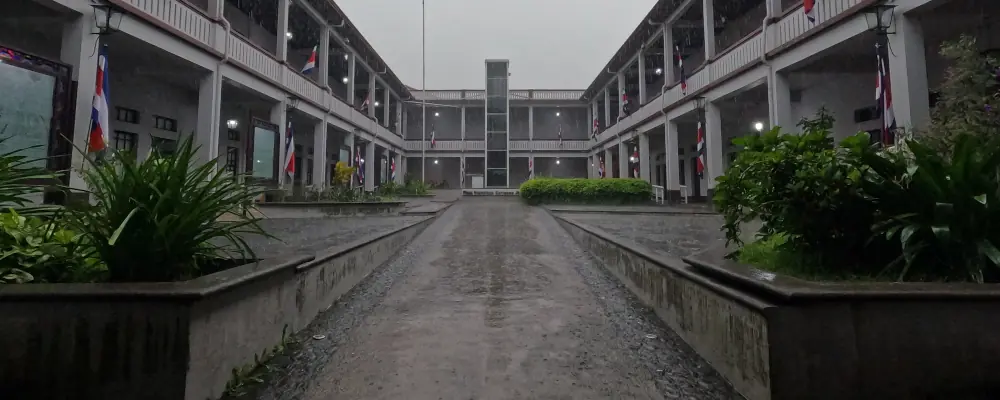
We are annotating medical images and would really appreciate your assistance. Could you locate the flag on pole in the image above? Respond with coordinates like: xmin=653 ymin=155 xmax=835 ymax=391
xmin=557 ymin=123 xmax=563 ymax=145
xmin=696 ymin=122 xmax=706 ymax=179
xmin=592 ymin=118 xmax=599 ymax=139
xmin=528 ymin=157 xmax=534 ymax=179
xmin=676 ymin=45 xmax=687 ymax=94
xmin=301 ymin=46 xmax=317 ymax=74
xmin=390 ymin=156 xmax=396 ymax=181
xmin=876 ymin=43 xmax=897 ymax=146
xmin=804 ymin=0 xmax=816 ymax=23
xmin=361 ymin=93 xmax=371 ymax=113
xmin=632 ymin=146 xmax=639 ymax=178
xmin=430 ymin=126 xmax=436 ymax=148
xmin=619 ymin=89 xmax=630 ymax=119
xmin=283 ymin=122 xmax=296 ymax=179
xmin=89 ymin=45 xmax=110 ymax=153
xmin=355 ymin=146 xmax=364 ymax=185
xmin=599 ymin=157 xmax=605 ymax=178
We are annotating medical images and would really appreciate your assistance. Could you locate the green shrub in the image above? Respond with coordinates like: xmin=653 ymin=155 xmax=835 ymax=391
xmin=714 ymin=109 xmax=890 ymax=270
xmin=0 ymin=209 xmax=103 ymax=283
xmin=861 ymin=134 xmax=1000 ymax=282
xmin=67 ymin=137 xmax=270 ymax=282
xmin=519 ymin=178 xmax=652 ymax=205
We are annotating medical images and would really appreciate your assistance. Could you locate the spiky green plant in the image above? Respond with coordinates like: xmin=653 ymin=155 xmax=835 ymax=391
xmin=68 ymin=136 xmax=270 ymax=282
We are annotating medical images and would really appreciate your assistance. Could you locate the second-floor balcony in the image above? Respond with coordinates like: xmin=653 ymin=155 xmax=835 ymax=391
xmin=403 ymin=140 xmax=591 ymax=152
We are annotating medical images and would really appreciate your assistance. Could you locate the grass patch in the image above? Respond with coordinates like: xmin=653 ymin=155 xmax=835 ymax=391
xmin=737 ymin=234 xmax=879 ymax=282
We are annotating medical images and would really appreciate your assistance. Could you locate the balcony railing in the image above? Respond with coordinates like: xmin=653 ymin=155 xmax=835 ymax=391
xmin=402 ymin=140 xmax=590 ymax=152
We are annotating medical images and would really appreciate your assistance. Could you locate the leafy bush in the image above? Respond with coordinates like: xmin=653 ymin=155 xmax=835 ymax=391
xmin=861 ymin=134 xmax=1000 ymax=282
xmin=519 ymin=178 xmax=652 ymax=205
xmin=67 ymin=137 xmax=270 ymax=282
xmin=333 ymin=161 xmax=354 ymax=186
xmin=714 ymin=110 xmax=890 ymax=269
xmin=0 ymin=209 xmax=102 ymax=283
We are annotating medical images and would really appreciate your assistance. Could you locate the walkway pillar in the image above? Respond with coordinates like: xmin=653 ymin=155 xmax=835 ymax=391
xmin=638 ymin=49 xmax=647 ymax=105
xmin=603 ymin=148 xmax=613 ymax=178
xmin=60 ymin=12 xmax=99 ymax=190
xmin=769 ymin=71 xmax=794 ymax=131
xmin=276 ymin=0 xmax=290 ymax=62
xmin=195 ymin=71 xmax=222 ymax=166
xmin=528 ymin=106 xmax=534 ymax=140
xmin=347 ymin=53 xmax=356 ymax=106
xmin=663 ymin=24 xmax=675 ymax=84
xmin=368 ymin=74 xmax=377 ymax=119
xmin=887 ymin=14 xmax=931 ymax=134
xmin=364 ymin=142 xmax=375 ymax=191
xmin=318 ymin=25 xmax=330 ymax=87
xmin=603 ymin=88 xmax=611 ymax=126
xmin=702 ymin=0 xmax=716 ymax=59
xmin=639 ymin=133 xmax=650 ymax=182
xmin=394 ymin=152 xmax=403 ymax=184
xmin=704 ymin=101 xmax=724 ymax=196
xmin=618 ymin=141 xmax=628 ymax=178
xmin=664 ymin=121 xmax=681 ymax=194
xmin=313 ymin=120 xmax=327 ymax=189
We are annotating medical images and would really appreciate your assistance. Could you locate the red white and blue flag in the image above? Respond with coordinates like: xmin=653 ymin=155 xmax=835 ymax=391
xmin=283 ymin=122 xmax=295 ymax=179
xmin=430 ymin=126 xmax=436 ymax=148
xmin=558 ymin=123 xmax=563 ymax=145
xmin=876 ymin=43 xmax=897 ymax=145
xmin=619 ymin=89 xmax=630 ymax=119
xmin=355 ymin=146 xmax=364 ymax=185
xmin=301 ymin=46 xmax=317 ymax=74
xmin=696 ymin=121 xmax=706 ymax=178
xmin=592 ymin=118 xmax=599 ymax=139
xmin=390 ymin=155 xmax=396 ymax=181
xmin=632 ymin=146 xmax=639 ymax=178
xmin=89 ymin=45 xmax=110 ymax=153
xmin=528 ymin=158 xmax=534 ymax=179
xmin=361 ymin=92 xmax=371 ymax=113
xmin=599 ymin=157 xmax=605 ymax=178
xmin=675 ymin=44 xmax=687 ymax=94
xmin=804 ymin=0 xmax=816 ymax=23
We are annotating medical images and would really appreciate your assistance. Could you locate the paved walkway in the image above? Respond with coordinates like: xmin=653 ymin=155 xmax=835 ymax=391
xmin=253 ymin=198 xmax=737 ymax=400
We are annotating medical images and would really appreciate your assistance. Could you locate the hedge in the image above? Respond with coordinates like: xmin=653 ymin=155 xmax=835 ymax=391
xmin=519 ymin=178 xmax=653 ymax=205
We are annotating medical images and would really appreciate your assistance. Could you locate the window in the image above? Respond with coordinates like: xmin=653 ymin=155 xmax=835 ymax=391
xmin=151 ymin=137 xmax=176 ymax=156
xmin=116 ymin=107 xmax=139 ymax=124
xmin=154 ymin=116 xmax=178 ymax=132
xmin=113 ymin=131 xmax=137 ymax=159
xmin=225 ymin=146 xmax=239 ymax=173
xmin=227 ymin=129 xmax=240 ymax=141
xmin=251 ymin=125 xmax=277 ymax=180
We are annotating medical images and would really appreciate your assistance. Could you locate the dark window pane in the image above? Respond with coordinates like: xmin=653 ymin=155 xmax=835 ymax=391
xmin=486 ymin=151 xmax=507 ymax=168
xmin=486 ymin=169 xmax=507 ymax=187
xmin=487 ymin=114 xmax=506 ymax=132
xmin=487 ymin=133 xmax=507 ymax=150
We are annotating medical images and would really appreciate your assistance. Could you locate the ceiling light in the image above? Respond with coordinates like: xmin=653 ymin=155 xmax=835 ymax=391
xmin=556 ymin=159 xmax=561 ymax=165
xmin=556 ymin=112 xmax=561 ymax=117
xmin=434 ymin=159 xmax=439 ymax=164
xmin=225 ymin=119 xmax=238 ymax=129
xmin=342 ymin=77 xmax=349 ymax=83
xmin=655 ymin=67 xmax=663 ymax=75
xmin=374 ymin=101 xmax=381 ymax=107
xmin=753 ymin=121 xmax=764 ymax=132
xmin=434 ymin=112 xmax=440 ymax=117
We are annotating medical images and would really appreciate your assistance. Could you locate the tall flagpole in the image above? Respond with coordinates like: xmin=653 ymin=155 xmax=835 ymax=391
xmin=420 ymin=0 xmax=427 ymax=182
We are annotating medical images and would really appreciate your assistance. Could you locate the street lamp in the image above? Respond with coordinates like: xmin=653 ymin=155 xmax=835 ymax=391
xmin=91 ymin=1 xmax=125 ymax=36
xmin=226 ymin=119 xmax=239 ymax=129
xmin=863 ymin=3 xmax=897 ymax=35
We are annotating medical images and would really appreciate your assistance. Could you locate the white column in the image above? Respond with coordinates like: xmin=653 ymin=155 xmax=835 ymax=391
xmin=603 ymin=88 xmax=611 ymax=125
xmin=616 ymin=73 xmax=625 ymax=118
xmin=770 ymin=71 xmax=793 ymax=131
xmin=364 ymin=142 xmax=375 ymax=191
xmin=639 ymin=133 xmax=650 ymax=182
xmin=206 ymin=0 xmax=223 ymax=17
xmin=312 ymin=121 xmax=327 ymax=188
xmin=347 ymin=53 xmax=356 ymax=105
xmin=703 ymin=0 xmax=716 ymax=60
xmin=276 ymin=0 xmax=290 ymax=62
xmin=638 ymin=50 xmax=647 ymax=105
xmin=664 ymin=121 xmax=680 ymax=191
xmin=368 ymin=74 xmax=376 ymax=119
xmin=395 ymin=100 xmax=403 ymax=135
xmin=528 ymin=106 xmax=534 ymax=140
xmin=705 ymin=102 xmax=724 ymax=194
xmin=394 ymin=152 xmax=403 ymax=184
xmin=346 ymin=132 xmax=356 ymax=188
xmin=318 ymin=27 xmax=330 ymax=87
xmin=402 ymin=108 xmax=408 ymax=138
xmin=663 ymin=25 xmax=675 ymax=84
xmin=604 ymin=148 xmax=613 ymax=178
xmin=270 ymin=102 xmax=288 ymax=187
xmin=383 ymin=87 xmax=391 ymax=125
xmin=196 ymin=72 xmax=222 ymax=166
xmin=61 ymin=13 xmax=99 ymax=190
xmin=887 ymin=15 xmax=931 ymax=134
xmin=460 ymin=106 xmax=466 ymax=140
xmin=618 ymin=140 xmax=628 ymax=178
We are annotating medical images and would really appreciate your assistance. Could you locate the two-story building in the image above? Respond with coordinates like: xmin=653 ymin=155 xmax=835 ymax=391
xmin=0 ymin=0 xmax=994 ymax=197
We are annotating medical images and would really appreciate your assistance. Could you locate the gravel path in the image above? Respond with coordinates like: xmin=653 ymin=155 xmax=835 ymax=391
xmin=557 ymin=212 xmax=726 ymax=258
xmin=252 ymin=198 xmax=737 ymax=400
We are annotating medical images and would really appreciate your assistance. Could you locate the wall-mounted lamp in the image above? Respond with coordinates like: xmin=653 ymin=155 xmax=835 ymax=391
xmin=695 ymin=96 xmax=708 ymax=111
xmin=556 ymin=111 xmax=561 ymax=117
xmin=285 ymin=32 xmax=294 ymax=40
xmin=654 ymin=67 xmax=663 ymax=75
xmin=555 ymin=159 xmax=561 ymax=165
xmin=863 ymin=3 xmax=896 ymax=35
xmin=342 ymin=77 xmax=349 ymax=83
xmin=91 ymin=1 xmax=126 ymax=36
xmin=374 ymin=101 xmax=381 ymax=107
xmin=226 ymin=119 xmax=239 ymax=129
xmin=286 ymin=96 xmax=300 ymax=111
xmin=433 ymin=159 xmax=439 ymax=164
xmin=434 ymin=112 xmax=440 ymax=117
xmin=753 ymin=121 xmax=764 ymax=133
xmin=344 ymin=54 xmax=349 ymax=60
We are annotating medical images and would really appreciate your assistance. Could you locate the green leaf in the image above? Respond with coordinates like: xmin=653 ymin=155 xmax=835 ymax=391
xmin=108 ymin=207 xmax=139 ymax=246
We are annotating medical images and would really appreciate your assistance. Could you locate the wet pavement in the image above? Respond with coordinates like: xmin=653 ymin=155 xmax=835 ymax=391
xmin=556 ymin=212 xmax=726 ymax=258
xmin=252 ymin=198 xmax=738 ymax=400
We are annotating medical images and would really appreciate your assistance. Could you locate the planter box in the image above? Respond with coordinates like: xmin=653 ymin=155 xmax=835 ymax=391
xmin=257 ymin=201 xmax=406 ymax=218
xmin=0 ymin=216 xmax=434 ymax=400
xmin=555 ymin=215 xmax=1000 ymax=400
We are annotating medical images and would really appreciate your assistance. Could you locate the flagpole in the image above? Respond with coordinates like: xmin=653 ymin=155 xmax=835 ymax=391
xmin=420 ymin=0 xmax=427 ymax=183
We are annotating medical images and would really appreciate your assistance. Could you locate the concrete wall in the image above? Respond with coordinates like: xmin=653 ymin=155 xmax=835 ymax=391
xmin=0 ymin=216 xmax=434 ymax=400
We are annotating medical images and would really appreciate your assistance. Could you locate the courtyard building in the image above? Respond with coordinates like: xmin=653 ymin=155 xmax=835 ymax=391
xmin=0 ymin=0 xmax=995 ymax=196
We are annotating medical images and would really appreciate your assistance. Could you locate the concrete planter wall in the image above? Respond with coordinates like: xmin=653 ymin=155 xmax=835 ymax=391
xmin=0 ymin=216 xmax=434 ymax=400
xmin=257 ymin=201 xmax=406 ymax=218
xmin=555 ymin=215 xmax=1000 ymax=400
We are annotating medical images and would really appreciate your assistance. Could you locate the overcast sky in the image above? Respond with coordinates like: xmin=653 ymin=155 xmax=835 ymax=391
xmin=335 ymin=0 xmax=657 ymax=90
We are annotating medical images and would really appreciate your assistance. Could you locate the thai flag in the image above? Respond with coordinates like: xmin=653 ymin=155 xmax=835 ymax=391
xmin=557 ymin=123 xmax=563 ymax=145
xmin=632 ymin=146 xmax=639 ymax=178
xmin=301 ymin=46 xmax=317 ymax=74
xmin=876 ymin=44 xmax=897 ymax=145
xmin=355 ymin=146 xmax=364 ymax=185
xmin=89 ymin=45 xmax=110 ymax=153
xmin=592 ymin=118 xmax=599 ymax=138
xmin=804 ymin=0 xmax=816 ymax=23
xmin=361 ymin=93 xmax=371 ymax=113
xmin=430 ymin=126 xmax=436 ymax=148
xmin=390 ymin=156 xmax=396 ymax=181
xmin=528 ymin=158 xmax=533 ymax=179
xmin=598 ymin=158 xmax=605 ymax=178
xmin=696 ymin=121 xmax=706 ymax=178
xmin=675 ymin=45 xmax=687 ymax=94
xmin=619 ymin=89 xmax=629 ymax=119
xmin=283 ymin=122 xmax=295 ymax=179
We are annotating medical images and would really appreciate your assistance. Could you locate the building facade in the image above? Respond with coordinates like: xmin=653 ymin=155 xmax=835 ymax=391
xmin=0 ymin=0 xmax=994 ymax=195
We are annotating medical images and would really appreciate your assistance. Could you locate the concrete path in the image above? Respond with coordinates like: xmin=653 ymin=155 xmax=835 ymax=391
xmin=254 ymin=198 xmax=737 ymax=400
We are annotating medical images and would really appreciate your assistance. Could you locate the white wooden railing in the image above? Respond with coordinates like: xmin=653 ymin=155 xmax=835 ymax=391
xmin=652 ymin=185 xmax=665 ymax=205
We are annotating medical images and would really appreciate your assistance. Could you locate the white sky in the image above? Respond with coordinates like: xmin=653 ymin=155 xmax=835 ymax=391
xmin=335 ymin=0 xmax=658 ymax=90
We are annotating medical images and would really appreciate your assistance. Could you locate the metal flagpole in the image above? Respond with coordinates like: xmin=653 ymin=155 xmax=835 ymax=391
xmin=421 ymin=0 xmax=427 ymax=182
